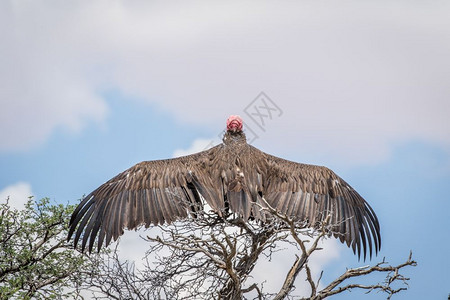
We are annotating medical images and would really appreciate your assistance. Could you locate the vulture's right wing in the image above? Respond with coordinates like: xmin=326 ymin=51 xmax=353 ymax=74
xmin=68 ymin=145 xmax=224 ymax=253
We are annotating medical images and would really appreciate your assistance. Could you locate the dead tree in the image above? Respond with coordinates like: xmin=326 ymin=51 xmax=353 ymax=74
xmin=78 ymin=199 xmax=416 ymax=300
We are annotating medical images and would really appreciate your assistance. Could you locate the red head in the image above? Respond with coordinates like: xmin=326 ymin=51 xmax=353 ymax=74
xmin=226 ymin=115 xmax=243 ymax=132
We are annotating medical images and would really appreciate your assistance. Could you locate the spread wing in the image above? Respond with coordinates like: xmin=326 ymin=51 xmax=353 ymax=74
xmin=68 ymin=146 xmax=225 ymax=253
xmin=250 ymin=147 xmax=381 ymax=260
xmin=69 ymin=141 xmax=381 ymax=260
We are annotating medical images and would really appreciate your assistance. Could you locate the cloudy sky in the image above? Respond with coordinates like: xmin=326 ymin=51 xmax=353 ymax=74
xmin=1 ymin=1 xmax=449 ymax=298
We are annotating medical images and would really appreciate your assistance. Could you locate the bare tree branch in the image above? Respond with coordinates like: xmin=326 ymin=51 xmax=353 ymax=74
xmin=310 ymin=251 xmax=417 ymax=300
xmin=76 ymin=199 xmax=416 ymax=300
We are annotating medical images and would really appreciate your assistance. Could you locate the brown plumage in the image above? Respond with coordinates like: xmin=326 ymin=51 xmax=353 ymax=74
xmin=68 ymin=115 xmax=381 ymax=260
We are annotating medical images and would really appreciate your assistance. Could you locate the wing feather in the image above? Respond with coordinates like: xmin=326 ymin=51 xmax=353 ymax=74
xmin=90 ymin=198 xmax=110 ymax=251
xmin=157 ymin=188 xmax=171 ymax=224
xmin=142 ymin=189 xmax=153 ymax=227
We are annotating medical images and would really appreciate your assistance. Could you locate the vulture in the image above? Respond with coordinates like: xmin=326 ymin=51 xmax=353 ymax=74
xmin=68 ymin=115 xmax=381 ymax=260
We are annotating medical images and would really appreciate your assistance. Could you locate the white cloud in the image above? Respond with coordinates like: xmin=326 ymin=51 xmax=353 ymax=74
xmin=0 ymin=182 xmax=33 ymax=209
xmin=249 ymin=235 xmax=341 ymax=297
xmin=0 ymin=2 xmax=109 ymax=151
xmin=1 ymin=1 xmax=449 ymax=164
xmin=113 ymin=229 xmax=150 ymax=270
xmin=172 ymin=137 xmax=220 ymax=158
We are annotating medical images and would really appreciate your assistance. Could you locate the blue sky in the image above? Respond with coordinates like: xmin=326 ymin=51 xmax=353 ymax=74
xmin=1 ymin=1 xmax=449 ymax=299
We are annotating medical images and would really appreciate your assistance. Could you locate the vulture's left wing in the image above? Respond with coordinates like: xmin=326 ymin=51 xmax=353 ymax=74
xmin=251 ymin=147 xmax=381 ymax=260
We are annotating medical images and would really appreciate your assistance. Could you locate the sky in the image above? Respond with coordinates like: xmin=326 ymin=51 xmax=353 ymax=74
xmin=1 ymin=1 xmax=449 ymax=299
